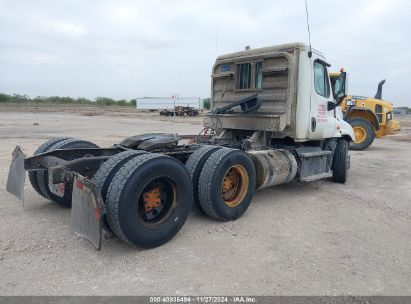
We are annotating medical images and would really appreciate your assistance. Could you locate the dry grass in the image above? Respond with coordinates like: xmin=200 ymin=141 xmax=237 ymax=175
xmin=398 ymin=117 xmax=411 ymax=128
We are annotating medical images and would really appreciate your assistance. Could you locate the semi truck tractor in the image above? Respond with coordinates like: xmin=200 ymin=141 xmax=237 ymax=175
xmin=7 ymin=42 xmax=354 ymax=249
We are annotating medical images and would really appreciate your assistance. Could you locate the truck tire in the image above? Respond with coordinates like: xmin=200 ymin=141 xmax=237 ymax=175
xmin=185 ymin=145 xmax=222 ymax=214
xmin=92 ymin=150 xmax=147 ymax=203
xmin=29 ymin=137 xmax=72 ymax=197
xmin=105 ymin=153 xmax=192 ymax=248
xmin=37 ymin=138 xmax=99 ymax=207
xmin=198 ymin=148 xmax=256 ymax=221
xmin=332 ymin=138 xmax=349 ymax=183
xmin=349 ymin=118 xmax=375 ymax=150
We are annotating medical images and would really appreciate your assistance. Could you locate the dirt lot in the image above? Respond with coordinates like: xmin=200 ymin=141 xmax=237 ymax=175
xmin=0 ymin=107 xmax=410 ymax=296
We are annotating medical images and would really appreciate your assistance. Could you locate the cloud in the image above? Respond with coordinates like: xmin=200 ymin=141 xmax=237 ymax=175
xmin=0 ymin=0 xmax=410 ymax=106
xmin=47 ymin=21 xmax=88 ymax=36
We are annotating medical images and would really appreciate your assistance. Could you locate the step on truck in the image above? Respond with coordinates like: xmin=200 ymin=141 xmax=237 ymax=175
xmin=6 ymin=42 xmax=354 ymax=250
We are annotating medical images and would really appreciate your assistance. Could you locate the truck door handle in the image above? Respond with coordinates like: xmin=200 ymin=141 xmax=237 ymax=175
xmin=311 ymin=117 xmax=317 ymax=132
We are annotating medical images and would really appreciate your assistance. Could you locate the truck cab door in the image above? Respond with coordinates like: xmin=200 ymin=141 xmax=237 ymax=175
xmin=308 ymin=58 xmax=336 ymax=139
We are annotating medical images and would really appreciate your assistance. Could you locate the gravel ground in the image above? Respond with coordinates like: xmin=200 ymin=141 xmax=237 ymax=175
xmin=0 ymin=109 xmax=410 ymax=296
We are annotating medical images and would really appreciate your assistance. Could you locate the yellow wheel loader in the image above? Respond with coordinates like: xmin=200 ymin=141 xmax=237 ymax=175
xmin=330 ymin=72 xmax=401 ymax=150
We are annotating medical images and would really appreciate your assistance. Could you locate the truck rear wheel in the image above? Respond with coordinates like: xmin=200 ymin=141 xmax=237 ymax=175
xmin=105 ymin=153 xmax=192 ymax=248
xmin=29 ymin=137 xmax=72 ymax=197
xmin=92 ymin=150 xmax=147 ymax=202
xmin=185 ymin=145 xmax=222 ymax=214
xmin=198 ymin=149 xmax=256 ymax=221
xmin=37 ymin=138 xmax=99 ymax=207
xmin=332 ymin=138 xmax=349 ymax=183
xmin=349 ymin=118 xmax=375 ymax=150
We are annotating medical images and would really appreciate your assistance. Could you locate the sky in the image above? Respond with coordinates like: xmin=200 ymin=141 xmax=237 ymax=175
xmin=0 ymin=0 xmax=410 ymax=106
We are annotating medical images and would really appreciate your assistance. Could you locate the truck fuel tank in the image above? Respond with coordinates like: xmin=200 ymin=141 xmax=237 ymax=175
xmin=247 ymin=149 xmax=297 ymax=190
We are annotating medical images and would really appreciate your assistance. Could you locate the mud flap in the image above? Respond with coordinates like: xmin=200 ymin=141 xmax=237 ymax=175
xmin=71 ymin=174 xmax=105 ymax=250
xmin=6 ymin=146 xmax=27 ymax=204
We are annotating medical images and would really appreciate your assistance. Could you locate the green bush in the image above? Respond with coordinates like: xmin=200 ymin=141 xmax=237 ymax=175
xmin=7 ymin=94 xmax=30 ymax=103
xmin=0 ymin=93 xmax=11 ymax=103
xmin=75 ymin=97 xmax=93 ymax=104
xmin=117 ymin=99 xmax=128 ymax=106
xmin=96 ymin=97 xmax=116 ymax=106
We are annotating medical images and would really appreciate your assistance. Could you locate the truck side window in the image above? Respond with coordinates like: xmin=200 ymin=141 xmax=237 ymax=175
xmin=237 ymin=61 xmax=263 ymax=90
xmin=314 ymin=61 xmax=330 ymax=98
xmin=238 ymin=63 xmax=252 ymax=89
xmin=255 ymin=61 xmax=263 ymax=89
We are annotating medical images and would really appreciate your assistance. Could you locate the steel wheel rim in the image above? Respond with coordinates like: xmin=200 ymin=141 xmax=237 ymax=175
xmin=221 ymin=164 xmax=249 ymax=207
xmin=354 ymin=126 xmax=367 ymax=144
xmin=137 ymin=177 xmax=177 ymax=227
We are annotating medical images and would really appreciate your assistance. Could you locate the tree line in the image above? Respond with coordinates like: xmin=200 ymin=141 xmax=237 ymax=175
xmin=0 ymin=93 xmax=212 ymax=109
xmin=0 ymin=93 xmax=136 ymax=107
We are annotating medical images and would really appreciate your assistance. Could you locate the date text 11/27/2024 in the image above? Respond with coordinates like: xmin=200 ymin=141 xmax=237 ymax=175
xmin=149 ymin=296 xmax=257 ymax=303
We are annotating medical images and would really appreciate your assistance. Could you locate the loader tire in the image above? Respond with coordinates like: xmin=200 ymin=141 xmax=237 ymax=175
xmin=92 ymin=150 xmax=147 ymax=203
xmin=106 ymin=153 xmax=192 ymax=248
xmin=185 ymin=145 xmax=222 ymax=214
xmin=349 ymin=118 xmax=375 ymax=150
xmin=332 ymin=138 xmax=349 ymax=184
xmin=29 ymin=137 xmax=72 ymax=198
xmin=37 ymin=138 xmax=99 ymax=208
xmin=198 ymin=148 xmax=256 ymax=221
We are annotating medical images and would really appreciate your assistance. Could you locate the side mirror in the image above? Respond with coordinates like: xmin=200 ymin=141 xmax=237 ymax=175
xmin=327 ymin=101 xmax=337 ymax=111
xmin=334 ymin=71 xmax=347 ymax=99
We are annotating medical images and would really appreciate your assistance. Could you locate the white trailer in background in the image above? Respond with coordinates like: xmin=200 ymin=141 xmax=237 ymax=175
xmin=135 ymin=96 xmax=202 ymax=110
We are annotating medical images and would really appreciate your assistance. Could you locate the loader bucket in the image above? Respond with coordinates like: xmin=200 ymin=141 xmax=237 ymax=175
xmin=71 ymin=174 xmax=105 ymax=250
xmin=6 ymin=146 xmax=27 ymax=204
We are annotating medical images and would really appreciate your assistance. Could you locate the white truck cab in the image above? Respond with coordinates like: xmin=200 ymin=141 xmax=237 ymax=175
xmin=296 ymin=46 xmax=354 ymax=141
